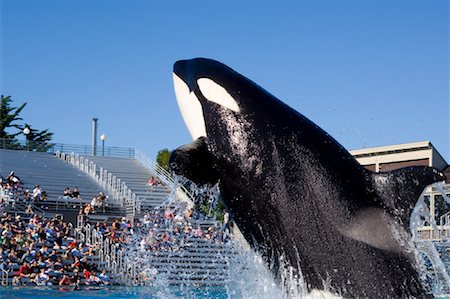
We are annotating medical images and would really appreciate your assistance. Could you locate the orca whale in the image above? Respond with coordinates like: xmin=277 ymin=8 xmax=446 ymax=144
xmin=169 ymin=58 xmax=446 ymax=298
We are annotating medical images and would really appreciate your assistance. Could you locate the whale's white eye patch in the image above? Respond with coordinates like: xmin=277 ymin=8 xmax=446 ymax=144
xmin=197 ymin=78 xmax=241 ymax=113
xmin=173 ymin=73 xmax=207 ymax=141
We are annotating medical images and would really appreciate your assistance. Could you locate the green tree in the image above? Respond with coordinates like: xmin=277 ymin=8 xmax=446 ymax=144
xmin=0 ymin=96 xmax=54 ymax=151
xmin=0 ymin=95 xmax=27 ymax=149
xmin=156 ymin=148 xmax=172 ymax=171
xmin=21 ymin=124 xmax=54 ymax=152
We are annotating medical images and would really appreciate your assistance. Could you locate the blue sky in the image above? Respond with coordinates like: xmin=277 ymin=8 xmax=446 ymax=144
xmin=1 ymin=0 xmax=449 ymax=161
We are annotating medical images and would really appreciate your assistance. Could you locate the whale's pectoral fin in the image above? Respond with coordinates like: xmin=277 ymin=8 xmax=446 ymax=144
xmin=169 ymin=136 xmax=219 ymax=185
xmin=371 ymin=166 xmax=446 ymax=226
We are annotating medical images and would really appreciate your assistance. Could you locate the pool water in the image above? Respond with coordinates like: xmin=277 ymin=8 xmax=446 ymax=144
xmin=0 ymin=286 xmax=229 ymax=299
xmin=1 ymin=286 xmax=449 ymax=299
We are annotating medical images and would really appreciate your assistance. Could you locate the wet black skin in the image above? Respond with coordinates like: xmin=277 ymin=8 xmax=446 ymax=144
xmin=170 ymin=58 xmax=446 ymax=298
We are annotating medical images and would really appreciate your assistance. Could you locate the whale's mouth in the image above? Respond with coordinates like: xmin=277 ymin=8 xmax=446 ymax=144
xmin=173 ymin=73 xmax=206 ymax=141
xmin=169 ymin=136 xmax=220 ymax=186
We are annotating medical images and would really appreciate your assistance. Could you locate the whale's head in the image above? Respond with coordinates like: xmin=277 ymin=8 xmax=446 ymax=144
xmin=171 ymin=58 xmax=279 ymax=185
xmin=173 ymin=58 xmax=242 ymax=142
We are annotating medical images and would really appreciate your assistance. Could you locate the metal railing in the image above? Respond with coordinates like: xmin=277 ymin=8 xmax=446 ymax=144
xmin=75 ymin=222 xmax=132 ymax=284
xmin=0 ymin=267 xmax=10 ymax=286
xmin=0 ymin=138 xmax=135 ymax=158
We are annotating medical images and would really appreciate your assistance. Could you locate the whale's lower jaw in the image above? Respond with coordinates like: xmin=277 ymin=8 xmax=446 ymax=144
xmin=169 ymin=137 xmax=219 ymax=186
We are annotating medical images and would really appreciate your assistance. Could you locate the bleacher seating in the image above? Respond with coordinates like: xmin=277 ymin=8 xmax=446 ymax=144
xmin=0 ymin=148 xmax=233 ymax=287
xmin=0 ymin=149 xmax=125 ymax=224
xmin=0 ymin=149 xmax=102 ymax=200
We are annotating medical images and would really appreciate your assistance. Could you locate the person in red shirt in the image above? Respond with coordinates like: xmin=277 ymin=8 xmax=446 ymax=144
xmin=12 ymin=262 xmax=31 ymax=285
xmin=59 ymin=273 xmax=71 ymax=286
xmin=83 ymin=268 xmax=91 ymax=280
xmin=67 ymin=240 xmax=77 ymax=250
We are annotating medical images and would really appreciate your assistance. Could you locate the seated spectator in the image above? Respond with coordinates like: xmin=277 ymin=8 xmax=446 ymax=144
xmin=91 ymin=196 xmax=102 ymax=210
xmin=91 ymin=192 xmax=106 ymax=210
xmin=147 ymin=176 xmax=157 ymax=186
xmin=41 ymin=191 xmax=48 ymax=201
xmin=20 ymin=249 xmax=33 ymax=264
xmin=86 ymin=270 xmax=101 ymax=285
xmin=71 ymin=187 xmax=81 ymax=199
xmin=35 ymin=267 xmax=52 ymax=286
xmin=99 ymin=269 xmax=110 ymax=285
xmin=7 ymin=171 xmax=21 ymax=188
xmin=13 ymin=261 xmax=32 ymax=285
xmin=32 ymin=185 xmax=42 ymax=201
xmin=23 ymin=189 xmax=32 ymax=202
xmin=63 ymin=187 xmax=72 ymax=198
xmin=120 ymin=217 xmax=128 ymax=230
xmin=59 ymin=272 xmax=71 ymax=286
xmin=82 ymin=203 xmax=94 ymax=215
xmin=83 ymin=267 xmax=91 ymax=280
xmin=193 ymin=226 xmax=204 ymax=238
xmin=71 ymin=244 xmax=83 ymax=258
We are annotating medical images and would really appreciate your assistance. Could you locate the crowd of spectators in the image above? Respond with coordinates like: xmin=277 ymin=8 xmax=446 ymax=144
xmin=133 ymin=207 xmax=229 ymax=254
xmin=0 ymin=211 xmax=110 ymax=286
xmin=0 ymin=172 xmax=48 ymax=214
xmin=0 ymin=171 xmax=111 ymax=287
xmin=0 ymin=171 xmax=231 ymax=287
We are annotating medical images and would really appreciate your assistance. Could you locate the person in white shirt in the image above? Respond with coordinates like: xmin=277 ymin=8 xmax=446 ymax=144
xmin=32 ymin=185 xmax=42 ymax=200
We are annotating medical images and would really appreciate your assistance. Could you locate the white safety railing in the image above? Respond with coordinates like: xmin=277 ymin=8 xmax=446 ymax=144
xmin=0 ymin=267 xmax=10 ymax=285
xmin=68 ymin=222 xmax=131 ymax=285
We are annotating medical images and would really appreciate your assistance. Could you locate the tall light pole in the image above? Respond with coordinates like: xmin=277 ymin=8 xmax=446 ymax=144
xmin=92 ymin=118 xmax=98 ymax=156
xmin=100 ymin=134 xmax=106 ymax=156
xmin=23 ymin=126 xmax=31 ymax=151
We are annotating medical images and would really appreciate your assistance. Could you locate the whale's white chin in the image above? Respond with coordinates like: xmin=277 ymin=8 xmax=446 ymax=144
xmin=172 ymin=73 xmax=206 ymax=141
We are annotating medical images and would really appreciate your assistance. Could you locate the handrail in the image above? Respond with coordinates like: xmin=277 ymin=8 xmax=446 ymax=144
xmin=0 ymin=138 xmax=135 ymax=157
xmin=0 ymin=267 xmax=9 ymax=285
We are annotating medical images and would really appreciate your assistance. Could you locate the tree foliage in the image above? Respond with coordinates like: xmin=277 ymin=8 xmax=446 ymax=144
xmin=156 ymin=148 xmax=172 ymax=171
xmin=22 ymin=123 xmax=54 ymax=152
xmin=0 ymin=95 xmax=54 ymax=151
xmin=0 ymin=95 xmax=27 ymax=139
